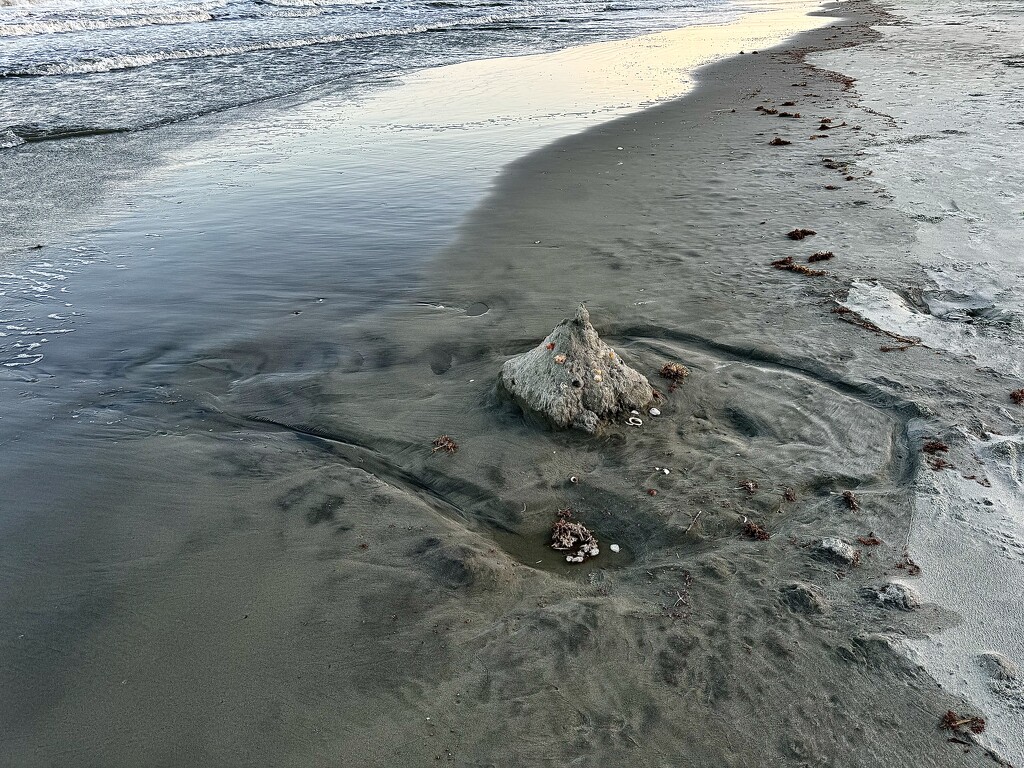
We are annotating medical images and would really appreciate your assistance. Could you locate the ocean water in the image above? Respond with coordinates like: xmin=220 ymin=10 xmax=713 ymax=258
xmin=0 ymin=0 xmax=740 ymax=141
xmin=0 ymin=0 xmax=810 ymax=376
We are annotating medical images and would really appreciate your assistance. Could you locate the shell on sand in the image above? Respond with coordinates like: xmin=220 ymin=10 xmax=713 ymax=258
xmin=500 ymin=304 xmax=653 ymax=433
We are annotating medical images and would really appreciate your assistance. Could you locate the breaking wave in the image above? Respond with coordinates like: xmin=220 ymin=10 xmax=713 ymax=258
xmin=0 ymin=9 xmax=215 ymax=36
xmin=1 ymin=12 xmax=526 ymax=77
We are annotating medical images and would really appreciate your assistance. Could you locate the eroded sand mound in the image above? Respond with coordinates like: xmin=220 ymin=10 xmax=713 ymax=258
xmin=500 ymin=304 xmax=653 ymax=432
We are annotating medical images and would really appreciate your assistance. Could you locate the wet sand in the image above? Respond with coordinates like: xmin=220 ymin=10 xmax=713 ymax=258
xmin=2 ymin=1 xmax=1023 ymax=766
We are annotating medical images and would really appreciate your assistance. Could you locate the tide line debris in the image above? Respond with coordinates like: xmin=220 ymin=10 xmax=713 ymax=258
xmin=787 ymin=228 xmax=817 ymax=240
xmin=940 ymin=710 xmax=986 ymax=735
xmin=432 ymin=434 xmax=459 ymax=453
xmin=923 ymin=439 xmax=952 ymax=470
xmin=896 ymin=551 xmax=921 ymax=576
xmin=551 ymin=508 xmax=599 ymax=563
xmin=660 ymin=362 xmax=689 ymax=393
xmin=742 ymin=520 xmax=771 ymax=541
xmin=831 ymin=305 xmax=921 ymax=346
xmin=772 ymin=256 xmax=827 ymax=276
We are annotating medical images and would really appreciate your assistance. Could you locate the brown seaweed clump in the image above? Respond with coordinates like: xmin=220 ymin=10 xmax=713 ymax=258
xmin=768 ymin=137 xmax=792 ymax=146
xmin=842 ymin=490 xmax=860 ymax=511
xmin=808 ymin=251 xmax=835 ymax=262
xmin=660 ymin=361 xmax=690 ymax=393
xmin=551 ymin=517 xmax=599 ymax=563
xmin=742 ymin=521 xmax=771 ymax=541
xmin=1011 ymin=388 xmax=1024 ymax=404
xmin=940 ymin=710 xmax=986 ymax=735
xmin=771 ymin=256 xmax=827 ymax=277
xmin=922 ymin=439 xmax=952 ymax=471
xmin=432 ymin=435 xmax=459 ymax=453
xmin=787 ymin=228 xmax=817 ymax=240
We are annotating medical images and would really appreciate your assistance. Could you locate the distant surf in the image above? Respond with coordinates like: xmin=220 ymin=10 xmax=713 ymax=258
xmin=0 ymin=0 xmax=739 ymax=144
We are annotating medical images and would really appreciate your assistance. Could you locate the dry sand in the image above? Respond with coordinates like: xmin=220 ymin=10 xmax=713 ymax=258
xmin=2 ymin=0 xmax=1022 ymax=766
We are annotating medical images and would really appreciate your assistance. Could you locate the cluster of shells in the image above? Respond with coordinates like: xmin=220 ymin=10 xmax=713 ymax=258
xmin=551 ymin=519 xmax=600 ymax=563
xmin=548 ymin=343 xmax=618 ymax=384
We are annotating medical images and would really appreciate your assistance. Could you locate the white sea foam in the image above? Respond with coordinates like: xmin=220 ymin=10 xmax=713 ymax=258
xmin=842 ymin=280 xmax=1024 ymax=379
xmin=0 ymin=10 xmax=214 ymax=36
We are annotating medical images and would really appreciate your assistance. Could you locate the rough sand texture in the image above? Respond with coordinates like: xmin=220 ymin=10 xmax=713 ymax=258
xmin=814 ymin=2 xmax=1024 ymax=759
xmin=2 ymin=1 xmax=1020 ymax=766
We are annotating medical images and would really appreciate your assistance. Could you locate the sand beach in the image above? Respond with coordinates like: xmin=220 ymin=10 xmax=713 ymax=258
xmin=1 ymin=0 xmax=1022 ymax=765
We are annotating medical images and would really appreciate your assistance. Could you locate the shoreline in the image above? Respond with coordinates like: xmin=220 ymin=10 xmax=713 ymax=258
xmin=2 ymin=0 xmax=1023 ymax=765
xmin=0 ymin=0 xmax=830 ymax=257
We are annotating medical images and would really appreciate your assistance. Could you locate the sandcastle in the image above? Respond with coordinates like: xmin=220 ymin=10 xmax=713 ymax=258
xmin=500 ymin=304 xmax=654 ymax=433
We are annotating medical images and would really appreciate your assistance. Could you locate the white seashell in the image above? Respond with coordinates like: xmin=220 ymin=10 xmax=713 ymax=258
xmin=626 ymin=416 xmax=643 ymax=427
xmin=566 ymin=556 xmax=574 ymax=562
xmin=631 ymin=410 xmax=640 ymax=415
xmin=649 ymin=407 xmax=661 ymax=417
xmin=591 ymin=548 xmax=600 ymax=557
xmin=662 ymin=468 xmax=670 ymax=475
xmin=610 ymin=544 xmax=621 ymax=553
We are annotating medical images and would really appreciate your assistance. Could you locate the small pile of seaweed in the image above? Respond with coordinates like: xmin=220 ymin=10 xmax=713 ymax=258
xmin=939 ymin=710 xmax=986 ymax=735
xmin=660 ymin=362 xmax=690 ymax=393
xmin=787 ymin=228 xmax=817 ymax=240
xmin=432 ymin=435 xmax=459 ymax=453
xmin=742 ymin=521 xmax=771 ymax=541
